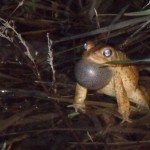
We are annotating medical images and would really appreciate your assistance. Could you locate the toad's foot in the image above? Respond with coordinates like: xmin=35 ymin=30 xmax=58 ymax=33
xmin=68 ymin=103 xmax=86 ymax=113
xmin=118 ymin=105 xmax=132 ymax=123
xmin=121 ymin=117 xmax=132 ymax=124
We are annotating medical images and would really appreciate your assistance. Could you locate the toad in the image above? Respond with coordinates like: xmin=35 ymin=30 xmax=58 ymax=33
xmin=70 ymin=41 xmax=150 ymax=122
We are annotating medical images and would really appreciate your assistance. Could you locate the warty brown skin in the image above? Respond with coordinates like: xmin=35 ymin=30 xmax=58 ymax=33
xmin=71 ymin=41 xmax=150 ymax=122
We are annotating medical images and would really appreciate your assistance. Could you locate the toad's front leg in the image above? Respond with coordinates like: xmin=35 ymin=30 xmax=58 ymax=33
xmin=114 ymin=72 xmax=132 ymax=123
xmin=69 ymin=83 xmax=87 ymax=112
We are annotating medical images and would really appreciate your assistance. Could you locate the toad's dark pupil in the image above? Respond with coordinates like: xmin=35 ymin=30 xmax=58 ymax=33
xmin=103 ymin=49 xmax=112 ymax=57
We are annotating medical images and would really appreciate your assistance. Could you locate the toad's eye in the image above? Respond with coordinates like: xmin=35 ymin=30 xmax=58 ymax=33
xmin=103 ymin=49 xmax=112 ymax=57
xmin=83 ymin=43 xmax=88 ymax=50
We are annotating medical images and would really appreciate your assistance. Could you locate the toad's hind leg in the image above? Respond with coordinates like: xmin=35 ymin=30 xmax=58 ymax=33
xmin=114 ymin=71 xmax=131 ymax=122
xmin=129 ymin=86 xmax=150 ymax=109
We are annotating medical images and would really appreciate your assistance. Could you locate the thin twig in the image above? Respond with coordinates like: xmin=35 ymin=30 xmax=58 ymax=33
xmin=7 ymin=0 xmax=25 ymax=20
xmin=94 ymin=8 xmax=100 ymax=28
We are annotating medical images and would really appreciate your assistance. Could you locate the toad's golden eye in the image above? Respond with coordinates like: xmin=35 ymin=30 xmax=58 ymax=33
xmin=103 ymin=49 xmax=112 ymax=57
xmin=83 ymin=43 xmax=88 ymax=50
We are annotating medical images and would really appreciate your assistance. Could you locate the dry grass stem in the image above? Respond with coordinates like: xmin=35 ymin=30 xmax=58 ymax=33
xmin=47 ymin=33 xmax=57 ymax=93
